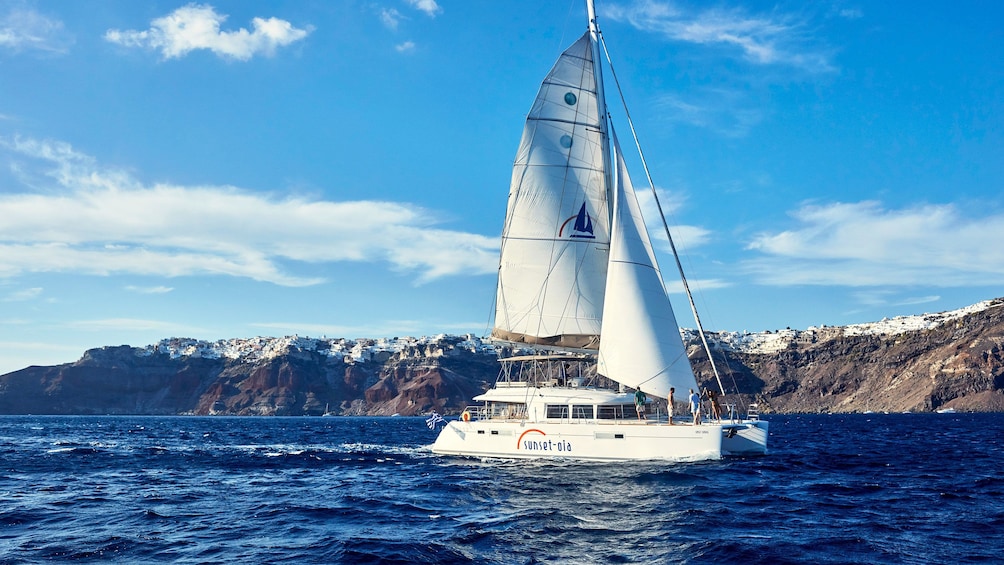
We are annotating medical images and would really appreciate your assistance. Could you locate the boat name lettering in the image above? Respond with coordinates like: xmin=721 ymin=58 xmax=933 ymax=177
xmin=521 ymin=439 xmax=572 ymax=452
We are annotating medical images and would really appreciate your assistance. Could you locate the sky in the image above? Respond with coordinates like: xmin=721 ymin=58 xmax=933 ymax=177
xmin=1 ymin=0 xmax=1002 ymax=374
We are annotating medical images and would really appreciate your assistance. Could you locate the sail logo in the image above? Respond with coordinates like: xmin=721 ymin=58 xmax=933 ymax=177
xmin=558 ymin=202 xmax=596 ymax=239
xmin=516 ymin=429 xmax=572 ymax=452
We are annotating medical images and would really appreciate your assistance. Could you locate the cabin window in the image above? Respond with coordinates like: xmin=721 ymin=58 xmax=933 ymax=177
xmin=596 ymin=404 xmax=633 ymax=420
xmin=545 ymin=404 xmax=569 ymax=419
xmin=491 ymin=402 xmax=526 ymax=419
xmin=571 ymin=405 xmax=594 ymax=419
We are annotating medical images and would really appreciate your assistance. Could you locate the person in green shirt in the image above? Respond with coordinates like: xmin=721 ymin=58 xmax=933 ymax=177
xmin=634 ymin=388 xmax=647 ymax=420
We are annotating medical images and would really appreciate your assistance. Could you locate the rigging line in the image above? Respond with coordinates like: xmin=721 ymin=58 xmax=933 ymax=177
xmin=596 ymin=32 xmax=727 ymax=398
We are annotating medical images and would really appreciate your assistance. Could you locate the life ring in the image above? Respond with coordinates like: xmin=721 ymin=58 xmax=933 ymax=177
xmin=461 ymin=411 xmax=471 ymax=422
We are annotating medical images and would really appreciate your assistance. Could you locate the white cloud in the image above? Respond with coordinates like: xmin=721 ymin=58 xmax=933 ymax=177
xmin=65 ymin=317 xmax=205 ymax=334
xmin=0 ymin=136 xmax=499 ymax=286
xmin=381 ymin=8 xmax=403 ymax=30
xmin=654 ymin=90 xmax=764 ymax=138
xmin=395 ymin=40 xmax=415 ymax=53
xmin=744 ymin=201 xmax=1004 ymax=287
xmin=852 ymin=290 xmax=939 ymax=308
xmin=125 ymin=285 xmax=174 ymax=294
xmin=405 ymin=0 xmax=442 ymax=18
xmin=665 ymin=277 xmax=730 ymax=295
xmin=602 ymin=0 xmax=834 ymax=72
xmin=635 ymin=187 xmax=711 ymax=252
xmin=104 ymin=4 xmax=312 ymax=61
xmin=3 ymin=287 xmax=42 ymax=301
xmin=0 ymin=7 xmax=69 ymax=53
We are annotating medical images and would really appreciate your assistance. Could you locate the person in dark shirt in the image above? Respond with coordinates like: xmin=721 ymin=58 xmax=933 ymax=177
xmin=634 ymin=388 xmax=647 ymax=420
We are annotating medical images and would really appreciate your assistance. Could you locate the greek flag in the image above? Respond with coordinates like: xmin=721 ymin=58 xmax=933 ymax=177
xmin=425 ymin=412 xmax=444 ymax=429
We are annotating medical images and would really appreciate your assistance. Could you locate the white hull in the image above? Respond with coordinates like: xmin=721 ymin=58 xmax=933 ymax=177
xmin=722 ymin=420 xmax=770 ymax=455
xmin=432 ymin=419 xmax=723 ymax=462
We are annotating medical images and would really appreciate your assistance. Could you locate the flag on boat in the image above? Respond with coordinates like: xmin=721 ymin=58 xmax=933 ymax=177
xmin=426 ymin=412 xmax=444 ymax=429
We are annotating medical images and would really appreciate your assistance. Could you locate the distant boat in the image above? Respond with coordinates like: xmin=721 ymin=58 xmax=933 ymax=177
xmin=430 ymin=0 xmax=768 ymax=462
xmin=322 ymin=403 xmax=335 ymax=417
xmin=936 ymin=408 xmax=957 ymax=414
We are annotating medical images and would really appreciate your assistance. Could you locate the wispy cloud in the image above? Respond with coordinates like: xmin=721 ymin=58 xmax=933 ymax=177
xmin=125 ymin=285 xmax=174 ymax=294
xmin=602 ymin=0 xmax=835 ymax=72
xmin=0 ymin=6 xmax=70 ymax=54
xmin=635 ymin=187 xmax=711 ymax=251
xmin=852 ymin=290 xmax=939 ymax=308
xmin=380 ymin=8 xmax=403 ymax=31
xmin=837 ymin=8 xmax=864 ymax=20
xmin=0 ymin=136 xmax=498 ymax=286
xmin=665 ymin=277 xmax=730 ymax=295
xmin=744 ymin=201 xmax=1004 ymax=287
xmin=104 ymin=4 xmax=312 ymax=61
xmin=3 ymin=287 xmax=42 ymax=301
xmin=65 ymin=317 xmax=206 ymax=334
xmin=405 ymin=0 xmax=442 ymax=18
xmin=653 ymin=90 xmax=765 ymax=138
xmin=395 ymin=41 xmax=415 ymax=53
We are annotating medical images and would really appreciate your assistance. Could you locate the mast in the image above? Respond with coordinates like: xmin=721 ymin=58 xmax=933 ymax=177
xmin=586 ymin=0 xmax=612 ymax=228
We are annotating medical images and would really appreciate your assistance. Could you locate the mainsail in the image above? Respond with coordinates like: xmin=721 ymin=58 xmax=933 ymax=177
xmin=492 ymin=32 xmax=611 ymax=350
xmin=596 ymin=134 xmax=699 ymax=399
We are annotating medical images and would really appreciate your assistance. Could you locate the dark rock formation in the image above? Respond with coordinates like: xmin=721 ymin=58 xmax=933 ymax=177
xmin=0 ymin=337 xmax=495 ymax=416
xmin=1 ymin=300 xmax=1002 ymax=415
xmin=692 ymin=299 xmax=1004 ymax=414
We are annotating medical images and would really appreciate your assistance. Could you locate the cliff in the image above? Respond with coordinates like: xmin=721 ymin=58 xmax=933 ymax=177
xmin=0 ymin=299 xmax=1002 ymax=415
xmin=691 ymin=298 xmax=1004 ymax=413
xmin=0 ymin=335 xmax=496 ymax=416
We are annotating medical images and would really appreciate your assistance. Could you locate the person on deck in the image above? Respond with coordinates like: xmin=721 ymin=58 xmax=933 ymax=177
xmin=667 ymin=387 xmax=675 ymax=425
xmin=705 ymin=388 xmax=723 ymax=420
xmin=689 ymin=388 xmax=701 ymax=425
xmin=634 ymin=388 xmax=647 ymax=420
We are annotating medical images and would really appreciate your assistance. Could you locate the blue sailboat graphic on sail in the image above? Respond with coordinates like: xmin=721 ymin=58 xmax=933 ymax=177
xmin=561 ymin=202 xmax=596 ymax=239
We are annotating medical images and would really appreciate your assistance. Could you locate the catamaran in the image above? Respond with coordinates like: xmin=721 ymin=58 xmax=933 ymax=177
xmin=431 ymin=0 xmax=768 ymax=462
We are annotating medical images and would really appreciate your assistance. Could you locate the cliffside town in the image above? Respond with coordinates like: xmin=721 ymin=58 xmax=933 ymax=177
xmin=1 ymin=298 xmax=1002 ymax=415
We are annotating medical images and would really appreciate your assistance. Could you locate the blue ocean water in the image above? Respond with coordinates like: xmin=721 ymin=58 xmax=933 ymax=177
xmin=1 ymin=413 xmax=1001 ymax=564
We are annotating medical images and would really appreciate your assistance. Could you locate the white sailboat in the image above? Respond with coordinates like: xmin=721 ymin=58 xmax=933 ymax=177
xmin=431 ymin=0 xmax=768 ymax=461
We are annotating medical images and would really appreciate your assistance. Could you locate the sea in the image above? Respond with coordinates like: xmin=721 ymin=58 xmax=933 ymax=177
xmin=1 ymin=413 xmax=1001 ymax=564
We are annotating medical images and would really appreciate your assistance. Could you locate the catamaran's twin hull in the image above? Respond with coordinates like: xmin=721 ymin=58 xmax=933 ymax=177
xmin=431 ymin=420 xmax=723 ymax=462
xmin=722 ymin=420 xmax=770 ymax=455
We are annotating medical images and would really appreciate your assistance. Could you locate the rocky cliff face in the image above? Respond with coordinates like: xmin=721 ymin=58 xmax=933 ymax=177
xmin=0 ymin=336 xmax=496 ymax=416
xmin=1 ymin=300 xmax=1002 ymax=415
xmin=690 ymin=299 xmax=1004 ymax=413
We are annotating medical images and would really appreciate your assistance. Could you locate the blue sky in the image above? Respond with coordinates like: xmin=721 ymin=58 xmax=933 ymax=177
xmin=1 ymin=0 xmax=1001 ymax=374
